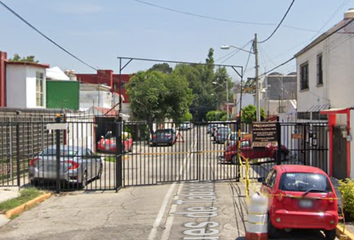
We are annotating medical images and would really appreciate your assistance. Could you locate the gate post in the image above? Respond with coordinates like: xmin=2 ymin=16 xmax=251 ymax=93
xmin=276 ymin=116 xmax=282 ymax=165
xmin=16 ymin=121 xmax=20 ymax=187
xmin=55 ymin=115 xmax=61 ymax=194
xmin=115 ymin=120 xmax=123 ymax=191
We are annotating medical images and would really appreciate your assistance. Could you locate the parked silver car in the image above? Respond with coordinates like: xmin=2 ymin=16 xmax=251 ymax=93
xmin=29 ymin=145 xmax=102 ymax=188
xmin=214 ymin=127 xmax=231 ymax=144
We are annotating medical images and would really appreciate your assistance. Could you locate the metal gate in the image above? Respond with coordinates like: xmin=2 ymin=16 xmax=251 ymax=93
xmin=122 ymin=121 xmax=239 ymax=187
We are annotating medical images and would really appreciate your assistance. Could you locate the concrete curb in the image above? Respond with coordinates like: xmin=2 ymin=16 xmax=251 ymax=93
xmin=5 ymin=192 xmax=52 ymax=218
xmin=337 ymin=224 xmax=354 ymax=240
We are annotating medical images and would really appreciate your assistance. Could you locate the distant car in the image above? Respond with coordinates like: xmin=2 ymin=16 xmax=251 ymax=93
xmin=29 ymin=145 xmax=102 ymax=188
xmin=224 ymin=138 xmax=289 ymax=164
xmin=214 ymin=127 xmax=231 ymax=144
xmin=178 ymin=122 xmax=192 ymax=131
xmin=211 ymin=124 xmax=225 ymax=137
xmin=260 ymin=165 xmax=338 ymax=239
xmin=151 ymin=129 xmax=176 ymax=146
xmin=97 ymin=131 xmax=133 ymax=153
xmin=207 ymin=123 xmax=218 ymax=134
xmin=224 ymin=132 xmax=248 ymax=149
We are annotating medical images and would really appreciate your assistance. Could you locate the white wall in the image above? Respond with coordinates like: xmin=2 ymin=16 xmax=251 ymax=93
xmin=6 ymin=65 xmax=27 ymax=108
xmin=234 ymin=93 xmax=254 ymax=114
xmin=7 ymin=65 xmax=46 ymax=108
xmin=79 ymin=90 xmax=112 ymax=111
xmin=296 ymin=20 xmax=354 ymax=112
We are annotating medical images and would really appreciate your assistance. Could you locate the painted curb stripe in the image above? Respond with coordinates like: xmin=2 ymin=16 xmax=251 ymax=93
xmin=5 ymin=192 xmax=52 ymax=218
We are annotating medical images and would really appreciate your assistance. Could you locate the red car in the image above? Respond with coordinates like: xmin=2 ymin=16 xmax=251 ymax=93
xmin=260 ymin=165 xmax=338 ymax=239
xmin=224 ymin=138 xmax=289 ymax=164
xmin=97 ymin=131 xmax=133 ymax=153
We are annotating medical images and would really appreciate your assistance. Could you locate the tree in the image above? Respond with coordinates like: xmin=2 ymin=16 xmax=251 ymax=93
xmin=213 ymin=67 xmax=232 ymax=110
xmin=206 ymin=110 xmax=226 ymax=121
xmin=126 ymin=70 xmax=193 ymax=133
xmin=148 ymin=63 xmax=173 ymax=74
xmin=8 ymin=54 xmax=39 ymax=63
xmin=241 ymin=104 xmax=266 ymax=123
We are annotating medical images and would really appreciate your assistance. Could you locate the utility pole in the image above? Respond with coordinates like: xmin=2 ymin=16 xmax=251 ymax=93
xmin=254 ymin=33 xmax=260 ymax=122
xmin=226 ymin=80 xmax=229 ymax=120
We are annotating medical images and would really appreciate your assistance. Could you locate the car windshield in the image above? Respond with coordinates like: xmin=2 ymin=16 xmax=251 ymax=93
xmin=219 ymin=128 xmax=230 ymax=133
xmin=42 ymin=148 xmax=78 ymax=157
xmin=279 ymin=172 xmax=332 ymax=192
xmin=156 ymin=130 xmax=172 ymax=134
xmin=230 ymin=134 xmax=237 ymax=140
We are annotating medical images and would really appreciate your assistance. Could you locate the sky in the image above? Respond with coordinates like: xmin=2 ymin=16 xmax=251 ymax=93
xmin=0 ymin=0 xmax=353 ymax=81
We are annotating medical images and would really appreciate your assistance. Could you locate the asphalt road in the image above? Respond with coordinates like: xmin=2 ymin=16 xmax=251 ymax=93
xmin=0 ymin=181 xmax=336 ymax=240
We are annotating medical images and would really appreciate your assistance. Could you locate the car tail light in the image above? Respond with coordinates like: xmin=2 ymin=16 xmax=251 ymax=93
xmin=275 ymin=190 xmax=285 ymax=202
xmin=166 ymin=134 xmax=171 ymax=138
xmin=153 ymin=135 xmax=157 ymax=139
xmin=30 ymin=158 xmax=38 ymax=167
xmin=327 ymin=192 xmax=335 ymax=204
xmin=218 ymin=134 xmax=221 ymax=136
xmin=66 ymin=160 xmax=80 ymax=170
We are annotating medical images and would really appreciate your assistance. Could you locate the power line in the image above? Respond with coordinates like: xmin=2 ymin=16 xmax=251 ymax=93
xmin=0 ymin=1 xmax=98 ymax=71
xmin=259 ymin=0 xmax=296 ymax=44
xmin=132 ymin=0 xmax=316 ymax=32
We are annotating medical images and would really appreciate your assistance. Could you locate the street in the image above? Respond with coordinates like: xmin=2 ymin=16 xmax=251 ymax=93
xmin=0 ymin=181 xmax=335 ymax=240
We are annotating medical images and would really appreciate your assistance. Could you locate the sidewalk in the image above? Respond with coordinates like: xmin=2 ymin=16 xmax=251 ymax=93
xmin=0 ymin=187 xmax=20 ymax=227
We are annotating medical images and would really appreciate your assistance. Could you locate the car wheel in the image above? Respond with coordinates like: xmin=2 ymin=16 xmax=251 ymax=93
xmin=324 ymin=229 xmax=336 ymax=240
xmin=97 ymin=164 xmax=103 ymax=179
xmin=81 ymin=171 xmax=88 ymax=189
xmin=268 ymin=214 xmax=278 ymax=238
xmin=231 ymin=155 xmax=239 ymax=165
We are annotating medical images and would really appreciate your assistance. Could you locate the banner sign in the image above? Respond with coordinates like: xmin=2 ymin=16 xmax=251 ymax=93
xmin=252 ymin=122 xmax=278 ymax=147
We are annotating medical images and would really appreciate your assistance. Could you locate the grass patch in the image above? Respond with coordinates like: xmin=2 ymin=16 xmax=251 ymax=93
xmin=0 ymin=188 xmax=42 ymax=213
xmin=105 ymin=156 xmax=116 ymax=162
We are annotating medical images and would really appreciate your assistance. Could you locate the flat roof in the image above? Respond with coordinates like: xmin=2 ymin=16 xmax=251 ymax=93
xmin=6 ymin=61 xmax=49 ymax=69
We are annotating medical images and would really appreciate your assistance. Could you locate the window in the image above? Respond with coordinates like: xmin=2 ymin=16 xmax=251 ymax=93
xmin=36 ymin=72 xmax=44 ymax=106
xmin=269 ymin=171 xmax=277 ymax=188
xmin=300 ymin=62 xmax=309 ymax=90
xmin=279 ymin=173 xmax=332 ymax=192
xmin=317 ymin=54 xmax=323 ymax=85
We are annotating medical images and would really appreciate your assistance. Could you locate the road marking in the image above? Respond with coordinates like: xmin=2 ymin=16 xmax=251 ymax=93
xmin=161 ymin=182 xmax=184 ymax=240
xmin=148 ymin=182 xmax=177 ymax=240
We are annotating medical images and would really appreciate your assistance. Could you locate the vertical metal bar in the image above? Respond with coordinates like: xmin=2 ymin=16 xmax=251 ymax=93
xmin=55 ymin=115 xmax=61 ymax=194
xmin=276 ymin=116 xmax=281 ymax=165
xmin=116 ymin=120 xmax=122 ymax=191
xmin=16 ymin=122 xmax=20 ymax=187
xmin=303 ymin=124 xmax=307 ymax=165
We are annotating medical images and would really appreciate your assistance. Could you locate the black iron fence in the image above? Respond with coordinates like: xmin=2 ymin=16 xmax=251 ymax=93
xmin=0 ymin=113 xmax=329 ymax=192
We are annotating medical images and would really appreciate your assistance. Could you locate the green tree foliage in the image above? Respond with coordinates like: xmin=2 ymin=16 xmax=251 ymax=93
xmin=213 ymin=67 xmax=232 ymax=109
xmin=206 ymin=110 xmax=227 ymax=121
xmin=148 ymin=63 xmax=173 ymax=74
xmin=339 ymin=179 xmax=354 ymax=220
xmin=182 ymin=112 xmax=193 ymax=122
xmin=241 ymin=104 xmax=266 ymax=123
xmin=8 ymin=54 xmax=39 ymax=63
xmin=126 ymin=70 xmax=193 ymax=132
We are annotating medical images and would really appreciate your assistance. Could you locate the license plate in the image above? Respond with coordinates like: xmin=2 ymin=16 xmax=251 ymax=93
xmin=299 ymin=199 xmax=313 ymax=208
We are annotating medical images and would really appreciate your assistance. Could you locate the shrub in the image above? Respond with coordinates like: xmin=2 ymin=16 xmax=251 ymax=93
xmin=338 ymin=178 xmax=354 ymax=220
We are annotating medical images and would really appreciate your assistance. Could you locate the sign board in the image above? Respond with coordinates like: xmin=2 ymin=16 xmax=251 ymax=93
xmin=46 ymin=123 xmax=68 ymax=130
xmin=252 ymin=122 xmax=278 ymax=147
xmin=291 ymin=133 xmax=302 ymax=139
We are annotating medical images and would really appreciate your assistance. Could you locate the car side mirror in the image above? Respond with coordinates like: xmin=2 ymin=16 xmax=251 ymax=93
xmin=258 ymin=177 xmax=265 ymax=183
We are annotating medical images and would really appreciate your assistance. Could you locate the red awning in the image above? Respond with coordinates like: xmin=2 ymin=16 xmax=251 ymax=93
xmin=320 ymin=108 xmax=351 ymax=115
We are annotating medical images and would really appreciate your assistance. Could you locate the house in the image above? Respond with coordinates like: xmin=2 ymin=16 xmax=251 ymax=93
xmin=79 ymin=83 xmax=115 ymax=111
xmin=6 ymin=61 xmax=49 ymax=109
xmin=294 ymin=8 xmax=354 ymax=179
xmin=75 ymin=70 xmax=131 ymax=115
xmin=260 ymin=72 xmax=297 ymax=119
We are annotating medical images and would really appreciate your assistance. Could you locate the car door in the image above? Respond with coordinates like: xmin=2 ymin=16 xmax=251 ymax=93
xmin=87 ymin=148 xmax=99 ymax=177
xmin=240 ymin=140 xmax=253 ymax=159
xmin=82 ymin=148 xmax=94 ymax=179
xmin=262 ymin=169 xmax=278 ymax=208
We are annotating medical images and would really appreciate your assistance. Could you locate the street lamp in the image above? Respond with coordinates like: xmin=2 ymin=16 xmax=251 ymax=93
xmin=221 ymin=39 xmax=260 ymax=122
xmin=212 ymin=81 xmax=229 ymax=120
